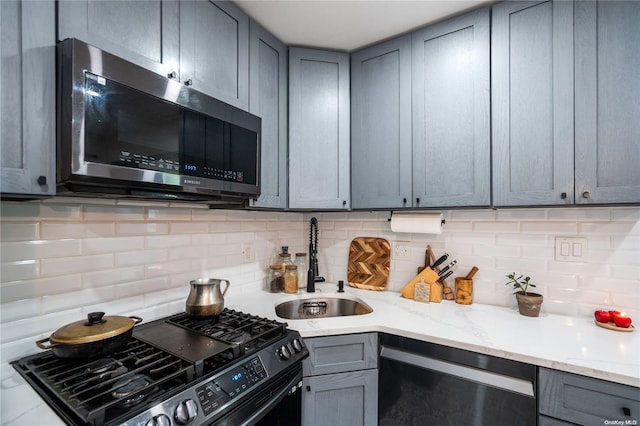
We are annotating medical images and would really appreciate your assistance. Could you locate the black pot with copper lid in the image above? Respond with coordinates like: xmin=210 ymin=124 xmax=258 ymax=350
xmin=36 ymin=312 xmax=142 ymax=359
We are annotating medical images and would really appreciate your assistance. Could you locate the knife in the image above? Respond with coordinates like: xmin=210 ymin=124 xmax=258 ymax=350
xmin=438 ymin=270 xmax=454 ymax=283
xmin=438 ymin=260 xmax=457 ymax=276
xmin=431 ymin=253 xmax=449 ymax=269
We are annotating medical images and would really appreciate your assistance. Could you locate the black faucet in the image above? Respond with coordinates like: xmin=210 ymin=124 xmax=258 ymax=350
xmin=307 ymin=217 xmax=325 ymax=292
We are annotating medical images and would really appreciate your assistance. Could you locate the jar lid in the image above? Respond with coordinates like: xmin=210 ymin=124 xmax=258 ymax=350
xmin=295 ymin=252 xmax=307 ymax=257
xmin=285 ymin=264 xmax=298 ymax=270
xmin=278 ymin=253 xmax=291 ymax=258
xmin=269 ymin=264 xmax=283 ymax=270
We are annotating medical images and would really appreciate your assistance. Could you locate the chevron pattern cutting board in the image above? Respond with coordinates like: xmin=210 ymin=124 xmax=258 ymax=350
xmin=348 ymin=237 xmax=391 ymax=291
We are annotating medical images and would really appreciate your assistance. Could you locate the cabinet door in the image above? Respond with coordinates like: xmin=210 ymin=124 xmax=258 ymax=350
xmin=248 ymin=21 xmax=288 ymax=209
xmin=288 ymin=48 xmax=350 ymax=209
xmin=412 ymin=7 xmax=490 ymax=208
xmin=539 ymin=368 xmax=640 ymax=425
xmin=58 ymin=0 xmax=179 ymax=78
xmin=351 ymin=35 xmax=412 ymax=209
xmin=574 ymin=1 xmax=640 ymax=204
xmin=492 ymin=1 xmax=574 ymax=206
xmin=180 ymin=0 xmax=249 ymax=111
xmin=303 ymin=333 xmax=378 ymax=376
xmin=1 ymin=0 xmax=55 ymax=196
xmin=302 ymin=369 xmax=378 ymax=426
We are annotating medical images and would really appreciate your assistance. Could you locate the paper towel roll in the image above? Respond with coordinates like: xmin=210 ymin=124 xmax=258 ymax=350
xmin=390 ymin=212 xmax=444 ymax=234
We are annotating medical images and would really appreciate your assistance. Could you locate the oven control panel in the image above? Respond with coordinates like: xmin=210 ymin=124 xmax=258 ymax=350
xmin=196 ymin=356 xmax=267 ymax=416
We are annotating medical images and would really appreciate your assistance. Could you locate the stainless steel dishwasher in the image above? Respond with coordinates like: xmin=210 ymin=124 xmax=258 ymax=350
xmin=378 ymin=334 xmax=537 ymax=425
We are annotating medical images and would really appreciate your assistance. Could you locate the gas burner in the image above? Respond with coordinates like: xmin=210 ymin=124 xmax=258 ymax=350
xmin=63 ymin=358 xmax=128 ymax=391
xmin=111 ymin=374 xmax=156 ymax=407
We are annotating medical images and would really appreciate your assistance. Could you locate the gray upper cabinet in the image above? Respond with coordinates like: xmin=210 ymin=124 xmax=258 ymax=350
xmin=412 ymin=7 xmax=491 ymax=208
xmin=180 ymin=0 xmax=249 ymax=111
xmin=58 ymin=0 xmax=179 ymax=78
xmin=492 ymin=1 xmax=574 ymax=207
xmin=288 ymin=48 xmax=350 ymax=210
xmin=248 ymin=21 xmax=288 ymax=209
xmin=351 ymin=34 xmax=412 ymax=209
xmin=574 ymin=1 xmax=640 ymax=204
xmin=1 ymin=0 xmax=55 ymax=196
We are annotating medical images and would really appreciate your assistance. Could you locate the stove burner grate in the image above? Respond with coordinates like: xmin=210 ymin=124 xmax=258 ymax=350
xmin=12 ymin=338 xmax=194 ymax=425
xmin=167 ymin=309 xmax=288 ymax=355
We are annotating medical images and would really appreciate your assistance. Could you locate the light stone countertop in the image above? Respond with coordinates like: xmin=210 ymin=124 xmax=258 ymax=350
xmin=2 ymin=283 xmax=638 ymax=425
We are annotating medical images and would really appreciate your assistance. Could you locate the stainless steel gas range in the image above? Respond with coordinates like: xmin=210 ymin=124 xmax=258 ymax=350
xmin=11 ymin=309 xmax=308 ymax=425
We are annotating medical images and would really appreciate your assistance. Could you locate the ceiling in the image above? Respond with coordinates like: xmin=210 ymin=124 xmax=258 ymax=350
xmin=234 ymin=0 xmax=491 ymax=52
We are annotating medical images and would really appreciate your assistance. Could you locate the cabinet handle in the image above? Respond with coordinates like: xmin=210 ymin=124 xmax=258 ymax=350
xmin=306 ymin=385 xmax=311 ymax=392
xmin=167 ymin=71 xmax=177 ymax=79
xmin=342 ymin=200 xmax=347 ymax=206
xmin=403 ymin=198 xmax=407 ymax=204
xmin=37 ymin=176 xmax=47 ymax=186
xmin=416 ymin=198 xmax=420 ymax=205
xmin=623 ymin=407 xmax=631 ymax=416
xmin=184 ymin=79 xmax=193 ymax=86
xmin=582 ymin=191 xmax=590 ymax=199
xmin=561 ymin=192 xmax=567 ymax=199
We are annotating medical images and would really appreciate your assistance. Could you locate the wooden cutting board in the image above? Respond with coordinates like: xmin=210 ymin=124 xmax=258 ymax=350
xmin=348 ymin=237 xmax=391 ymax=291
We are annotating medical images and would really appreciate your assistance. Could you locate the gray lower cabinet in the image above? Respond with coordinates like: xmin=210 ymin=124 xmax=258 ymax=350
xmin=302 ymin=333 xmax=378 ymax=425
xmin=58 ymin=0 xmax=179 ymax=78
xmin=411 ymin=7 xmax=491 ymax=208
xmin=288 ymin=48 xmax=350 ymax=210
xmin=1 ymin=0 xmax=55 ymax=196
xmin=574 ymin=0 xmax=640 ymax=204
xmin=351 ymin=34 xmax=412 ymax=209
xmin=493 ymin=0 xmax=640 ymax=206
xmin=539 ymin=368 xmax=640 ymax=426
xmin=179 ymin=0 xmax=249 ymax=110
xmin=248 ymin=21 xmax=288 ymax=209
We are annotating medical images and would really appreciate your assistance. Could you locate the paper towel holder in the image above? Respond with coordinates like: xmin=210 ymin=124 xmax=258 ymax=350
xmin=387 ymin=211 xmax=446 ymax=226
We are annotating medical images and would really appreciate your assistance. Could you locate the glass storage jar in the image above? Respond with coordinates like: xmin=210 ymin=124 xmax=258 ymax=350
xmin=294 ymin=253 xmax=308 ymax=289
xmin=284 ymin=264 xmax=298 ymax=293
xmin=268 ymin=265 xmax=284 ymax=293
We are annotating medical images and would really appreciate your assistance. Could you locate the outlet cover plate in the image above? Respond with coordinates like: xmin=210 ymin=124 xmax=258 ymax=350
xmin=392 ymin=242 xmax=411 ymax=260
xmin=555 ymin=237 xmax=587 ymax=262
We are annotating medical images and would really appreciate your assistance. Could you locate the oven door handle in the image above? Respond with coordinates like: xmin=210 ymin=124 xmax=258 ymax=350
xmin=380 ymin=345 xmax=535 ymax=397
xmin=242 ymin=369 xmax=302 ymax=426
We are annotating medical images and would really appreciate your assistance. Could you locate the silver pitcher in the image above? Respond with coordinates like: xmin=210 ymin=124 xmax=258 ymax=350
xmin=185 ymin=278 xmax=230 ymax=318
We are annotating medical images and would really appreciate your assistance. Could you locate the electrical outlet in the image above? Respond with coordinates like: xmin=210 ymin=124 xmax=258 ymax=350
xmin=242 ymin=243 xmax=255 ymax=263
xmin=555 ymin=237 xmax=587 ymax=262
xmin=392 ymin=242 xmax=411 ymax=260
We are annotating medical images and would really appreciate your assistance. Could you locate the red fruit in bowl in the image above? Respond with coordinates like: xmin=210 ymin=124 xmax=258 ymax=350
xmin=612 ymin=313 xmax=632 ymax=328
xmin=594 ymin=310 xmax=611 ymax=323
xmin=608 ymin=310 xmax=621 ymax=319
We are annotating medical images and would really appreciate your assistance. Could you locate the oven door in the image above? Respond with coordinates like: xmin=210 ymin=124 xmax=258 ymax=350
xmin=212 ymin=365 xmax=302 ymax=426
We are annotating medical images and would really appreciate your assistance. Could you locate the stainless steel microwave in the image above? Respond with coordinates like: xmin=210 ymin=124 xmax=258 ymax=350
xmin=57 ymin=38 xmax=261 ymax=206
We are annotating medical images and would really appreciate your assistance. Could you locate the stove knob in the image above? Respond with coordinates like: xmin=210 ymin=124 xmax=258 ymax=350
xmin=278 ymin=344 xmax=291 ymax=360
xmin=146 ymin=414 xmax=171 ymax=426
xmin=174 ymin=399 xmax=198 ymax=425
xmin=292 ymin=338 xmax=303 ymax=353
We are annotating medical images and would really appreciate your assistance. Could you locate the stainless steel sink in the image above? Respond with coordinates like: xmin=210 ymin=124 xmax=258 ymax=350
xmin=275 ymin=296 xmax=373 ymax=319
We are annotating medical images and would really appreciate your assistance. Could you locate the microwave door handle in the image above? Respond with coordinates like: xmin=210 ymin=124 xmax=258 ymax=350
xmin=379 ymin=345 xmax=535 ymax=397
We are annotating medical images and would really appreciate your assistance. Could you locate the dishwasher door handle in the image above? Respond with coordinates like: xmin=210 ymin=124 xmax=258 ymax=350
xmin=379 ymin=345 xmax=535 ymax=397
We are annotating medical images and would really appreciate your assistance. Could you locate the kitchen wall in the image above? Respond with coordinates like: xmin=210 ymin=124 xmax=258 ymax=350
xmin=1 ymin=201 xmax=638 ymax=364
xmin=309 ymin=207 xmax=640 ymax=318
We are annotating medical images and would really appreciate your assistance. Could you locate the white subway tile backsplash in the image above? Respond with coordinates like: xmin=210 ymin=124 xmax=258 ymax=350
xmin=1 ymin=274 xmax=82 ymax=303
xmin=115 ymin=249 xmax=168 ymax=267
xmin=1 ymin=239 xmax=81 ymax=262
xmin=1 ymin=200 xmax=638 ymax=359
xmin=1 ymin=260 xmax=39 ymax=282
xmin=41 ymin=254 xmax=114 ymax=277
xmin=0 ymin=222 xmax=39 ymax=241
xmin=41 ymin=222 xmax=116 ymax=239
xmin=83 ymin=236 xmax=145 ymax=254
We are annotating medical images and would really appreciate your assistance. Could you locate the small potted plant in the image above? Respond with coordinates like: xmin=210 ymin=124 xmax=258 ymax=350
xmin=505 ymin=273 xmax=543 ymax=317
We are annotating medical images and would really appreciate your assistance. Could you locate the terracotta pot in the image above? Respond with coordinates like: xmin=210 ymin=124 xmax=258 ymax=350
xmin=515 ymin=292 xmax=543 ymax=317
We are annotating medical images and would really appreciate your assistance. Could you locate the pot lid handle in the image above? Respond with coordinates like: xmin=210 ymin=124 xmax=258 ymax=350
xmin=85 ymin=312 xmax=106 ymax=326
